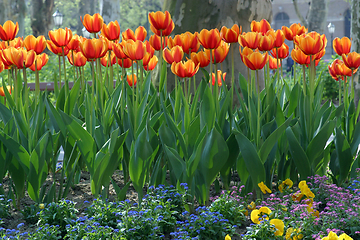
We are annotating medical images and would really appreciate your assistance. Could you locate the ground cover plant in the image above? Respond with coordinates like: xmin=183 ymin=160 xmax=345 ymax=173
xmin=1 ymin=9 xmax=360 ymax=240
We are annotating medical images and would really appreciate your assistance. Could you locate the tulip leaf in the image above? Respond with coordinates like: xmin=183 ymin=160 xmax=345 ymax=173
xmin=286 ymin=83 xmax=300 ymax=117
xmin=164 ymin=145 xmax=186 ymax=183
xmin=0 ymin=102 xmax=12 ymax=125
xmin=64 ymin=78 xmax=80 ymax=115
xmin=334 ymin=127 xmax=353 ymax=184
xmin=234 ymin=130 xmax=265 ymax=186
xmin=286 ymin=127 xmax=312 ymax=179
xmin=200 ymin=86 xmax=215 ymax=131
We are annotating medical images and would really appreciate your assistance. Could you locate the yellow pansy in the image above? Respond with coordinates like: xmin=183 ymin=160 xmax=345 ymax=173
xmin=250 ymin=206 xmax=272 ymax=224
xmin=270 ymin=219 xmax=284 ymax=236
xmin=258 ymin=181 xmax=272 ymax=194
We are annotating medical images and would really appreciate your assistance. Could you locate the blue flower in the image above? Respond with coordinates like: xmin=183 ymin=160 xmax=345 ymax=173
xmin=17 ymin=223 xmax=24 ymax=229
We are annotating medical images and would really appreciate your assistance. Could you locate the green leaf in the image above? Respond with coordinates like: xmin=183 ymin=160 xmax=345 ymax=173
xmin=286 ymin=127 xmax=312 ymax=179
xmin=234 ymin=130 xmax=265 ymax=186
xmin=200 ymin=86 xmax=215 ymax=131
xmin=164 ymin=145 xmax=186 ymax=182
xmin=334 ymin=127 xmax=353 ymax=184
xmin=64 ymin=77 xmax=81 ymax=115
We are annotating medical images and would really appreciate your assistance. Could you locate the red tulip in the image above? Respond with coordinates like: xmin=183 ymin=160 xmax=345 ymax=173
xmin=163 ymin=46 xmax=184 ymax=64
xmin=0 ymin=20 xmax=19 ymax=41
xmin=127 ymin=74 xmax=137 ymax=86
xmin=101 ymin=20 xmax=120 ymax=41
xmin=30 ymin=53 xmax=49 ymax=71
xmin=48 ymin=28 xmax=73 ymax=48
xmin=171 ymin=60 xmax=200 ymax=78
xmin=211 ymin=70 xmax=226 ymax=86
xmin=81 ymin=13 xmax=104 ymax=34
xmin=122 ymin=40 xmax=146 ymax=61
xmin=24 ymin=35 xmax=47 ymax=54
xmin=342 ymin=52 xmax=360 ymax=70
xmin=238 ymin=32 xmax=262 ymax=50
xmin=79 ymin=38 xmax=108 ymax=60
xmin=251 ymin=19 xmax=271 ymax=35
xmin=220 ymin=24 xmax=242 ymax=43
xmin=282 ymin=23 xmax=307 ymax=41
xmin=190 ymin=50 xmax=210 ymax=68
xmin=271 ymin=43 xmax=289 ymax=59
xmin=149 ymin=35 xmax=168 ymax=51
xmin=198 ymin=29 xmax=221 ymax=49
xmin=333 ymin=37 xmax=351 ymax=56
xmin=242 ymin=51 xmax=268 ymax=70
xmin=144 ymin=55 xmax=158 ymax=71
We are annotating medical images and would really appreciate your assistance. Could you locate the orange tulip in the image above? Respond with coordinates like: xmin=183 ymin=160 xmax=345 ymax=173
xmin=313 ymin=48 xmax=326 ymax=61
xmin=113 ymin=42 xmax=127 ymax=59
xmin=211 ymin=70 xmax=226 ymax=86
xmin=0 ymin=37 xmax=23 ymax=50
xmin=67 ymin=35 xmax=81 ymax=51
xmin=282 ymin=23 xmax=307 ymax=41
xmin=0 ymin=86 xmax=12 ymax=96
xmin=242 ymin=51 xmax=268 ymax=70
xmin=127 ymin=74 xmax=137 ymax=86
xmin=142 ymin=52 xmax=153 ymax=66
xmin=163 ymin=46 xmax=184 ymax=64
xmin=269 ymin=56 xmax=280 ymax=69
xmin=67 ymin=51 xmax=87 ymax=67
xmin=123 ymin=40 xmax=146 ymax=61
xmin=238 ymin=32 xmax=262 ymax=50
xmin=291 ymin=47 xmax=310 ymax=65
xmin=144 ymin=55 xmax=158 ymax=71
xmin=150 ymin=21 xmax=174 ymax=36
xmin=268 ymin=29 xmax=285 ymax=48
xmin=48 ymin=28 xmax=73 ymax=48
xmin=206 ymin=40 xmax=229 ymax=64
xmin=144 ymin=40 xmax=155 ymax=57
xmin=168 ymin=32 xmax=200 ymax=54
xmin=258 ymin=34 xmax=275 ymax=52
xmin=2 ymin=47 xmax=36 ymax=69
xmin=333 ymin=37 xmax=351 ymax=56
xmin=294 ymin=31 xmax=326 ymax=56
xmin=47 ymin=40 xmax=70 ymax=56
xmin=342 ymin=52 xmax=360 ymax=70
xmin=190 ymin=50 xmax=210 ymax=68
xmin=328 ymin=59 xmax=353 ymax=81
xmin=101 ymin=20 xmax=120 ymax=41
xmin=24 ymin=35 xmax=46 ymax=54
xmin=122 ymin=26 xmax=147 ymax=42
xmin=149 ymin=35 xmax=168 ymax=51
xmin=118 ymin=58 xmax=132 ymax=68
xmin=81 ymin=13 xmax=104 ymax=34
xmin=148 ymin=11 xmax=173 ymax=32
xmin=198 ymin=29 xmax=221 ymax=50
xmin=0 ymin=20 xmax=19 ymax=41
xmin=79 ymin=38 xmax=108 ymax=60
xmin=171 ymin=60 xmax=200 ymax=78
xmin=251 ymin=19 xmax=271 ymax=35
xmin=0 ymin=61 xmax=4 ymax=73
xmin=100 ymin=51 xmax=117 ymax=67
xmin=0 ymin=48 xmax=16 ymax=68
xmin=29 ymin=53 xmax=49 ymax=71
xmin=271 ymin=43 xmax=289 ymax=59
xmin=220 ymin=24 xmax=242 ymax=43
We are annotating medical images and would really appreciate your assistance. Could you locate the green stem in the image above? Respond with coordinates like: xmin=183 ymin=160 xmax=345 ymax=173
xmin=35 ymin=62 xmax=40 ymax=105
xmin=339 ymin=78 xmax=342 ymax=106
xmin=302 ymin=65 xmax=306 ymax=96
xmin=231 ymin=43 xmax=235 ymax=113
xmin=351 ymin=73 xmax=354 ymax=101
xmin=256 ymin=69 xmax=261 ymax=147
xmin=91 ymin=60 xmax=96 ymax=110
xmin=22 ymin=67 xmax=29 ymax=119
xmin=61 ymin=47 xmax=68 ymax=98
xmin=97 ymin=58 xmax=104 ymax=112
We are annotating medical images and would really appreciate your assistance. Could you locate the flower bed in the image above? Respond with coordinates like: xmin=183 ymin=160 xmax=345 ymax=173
xmin=1 ymin=172 xmax=359 ymax=240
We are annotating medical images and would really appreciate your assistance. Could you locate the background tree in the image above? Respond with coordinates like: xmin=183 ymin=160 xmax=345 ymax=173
xmin=0 ymin=0 xmax=26 ymax=37
xmin=293 ymin=0 xmax=329 ymax=33
xmin=351 ymin=0 xmax=360 ymax=103
xmin=31 ymin=0 xmax=54 ymax=36
xmin=163 ymin=0 xmax=272 ymax=93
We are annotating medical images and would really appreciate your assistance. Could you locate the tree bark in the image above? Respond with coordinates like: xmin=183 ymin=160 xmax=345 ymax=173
xmin=31 ymin=0 xmax=55 ymax=37
xmin=163 ymin=0 xmax=272 ymax=95
xmin=292 ymin=0 xmax=328 ymax=33
xmin=351 ymin=0 xmax=360 ymax=105
xmin=100 ymin=0 xmax=121 ymax=24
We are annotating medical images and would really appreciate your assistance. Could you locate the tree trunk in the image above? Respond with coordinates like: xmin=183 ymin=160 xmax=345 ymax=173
xmin=31 ymin=0 xmax=55 ymax=37
xmin=100 ymin=0 xmax=121 ymax=24
xmin=163 ymin=0 xmax=272 ymax=96
xmin=77 ymin=0 xmax=94 ymax=36
xmin=351 ymin=0 xmax=360 ymax=105
xmin=293 ymin=0 xmax=328 ymax=33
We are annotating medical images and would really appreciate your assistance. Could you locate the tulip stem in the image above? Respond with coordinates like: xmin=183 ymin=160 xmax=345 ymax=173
xmin=121 ymin=64 xmax=125 ymax=122
xmin=131 ymin=64 xmax=136 ymax=130
xmin=13 ymin=69 xmax=18 ymax=108
xmin=339 ymin=78 xmax=342 ymax=106
xmin=209 ymin=49 xmax=213 ymax=93
xmin=193 ymin=75 xmax=196 ymax=102
xmin=344 ymin=77 xmax=348 ymax=110
xmin=231 ymin=43 xmax=235 ymax=114
xmin=184 ymin=77 xmax=188 ymax=104
xmin=35 ymin=62 xmax=40 ymax=105
xmin=351 ymin=74 xmax=354 ymax=101
xmin=256 ymin=69 xmax=261 ymax=147
xmin=23 ymin=67 xmax=30 ymax=120
xmin=7 ymin=69 xmax=12 ymax=92
xmin=302 ymin=65 xmax=306 ymax=96
xmin=97 ymin=58 xmax=104 ymax=112
xmin=91 ymin=60 xmax=96 ymax=111
xmin=62 ymin=47 xmax=69 ymax=99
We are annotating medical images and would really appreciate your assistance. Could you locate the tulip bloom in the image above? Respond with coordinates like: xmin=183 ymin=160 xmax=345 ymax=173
xmin=47 ymin=40 xmax=70 ymax=56
xmin=271 ymin=43 xmax=289 ymax=59
xmin=29 ymin=53 xmax=49 ymax=71
xmin=238 ymin=32 xmax=262 ymax=50
xmin=48 ymin=28 xmax=73 ymax=48
xmin=144 ymin=55 xmax=158 ymax=71
xmin=100 ymin=51 xmax=117 ymax=67
xmin=80 ymin=38 xmax=108 ymax=60
xmin=251 ymin=19 xmax=271 ymax=35
xmin=220 ymin=24 xmax=242 ymax=43
xmin=242 ymin=51 xmax=268 ymax=70
xmin=148 ymin=11 xmax=173 ymax=32
xmin=127 ymin=74 xmax=137 ymax=86
xmin=342 ymin=52 xmax=360 ymax=70
xmin=149 ymin=35 xmax=168 ymax=51
xmin=333 ymin=37 xmax=351 ymax=56
xmin=190 ymin=50 xmax=210 ymax=68
xmin=163 ymin=46 xmax=184 ymax=64
xmin=0 ymin=61 xmax=5 ymax=73
xmin=282 ymin=23 xmax=307 ymax=41
xmin=2 ymin=47 xmax=36 ymax=69
xmin=294 ymin=31 xmax=326 ymax=56
xmin=291 ymin=47 xmax=310 ymax=65
xmin=24 ymin=35 xmax=47 ymax=54
xmin=113 ymin=42 xmax=127 ymax=59
xmin=123 ymin=40 xmax=146 ymax=61
xmin=101 ymin=20 xmax=120 ymax=41
xmin=198 ymin=28 xmax=221 ymax=49
xmin=168 ymin=32 xmax=200 ymax=54
xmin=0 ymin=20 xmax=19 ymax=41
xmin=269 ymin=56 xmax=280 ymax=69
xmin=118 ymin=58 xmax=132 ymax=68
xmin=81 ymin=13 xmax=104 ymax=34
xmin=328 ymin=59 xmax=352 ymax=81
xmin=0 ymin=86 xmax=12 ymax=96
xmin=258 ymin=34 xmax=275 ymax=52
xmin=67 ymin=35 xmax=81 ymax=52
xmin=150 ymin=21 xmax=174 ymax=36
xmin=211 ymin=70 xmax=226 ymax=87
xmin=67 ymin=51 xmax=87 ymax=67
xmin=122 ymin=26 xmax=147 ymax=42
xmin=206 ymin=41 xmax=229 ymax=64
xmin=171 ymin=60 xmax=200 ymax=78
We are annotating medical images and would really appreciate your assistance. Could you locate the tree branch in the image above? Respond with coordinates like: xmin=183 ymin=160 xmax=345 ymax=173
xmin=292 ymin=0 xmax=308 ymax=27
